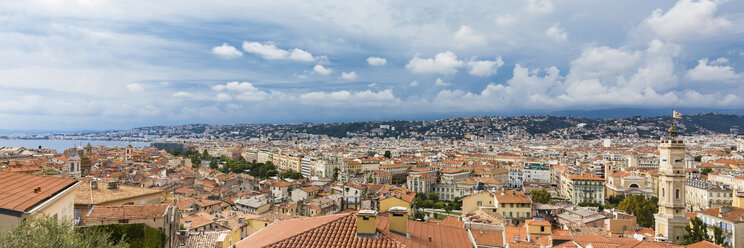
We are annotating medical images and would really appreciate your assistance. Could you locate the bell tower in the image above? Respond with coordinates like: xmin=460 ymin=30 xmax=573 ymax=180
xmin=654 ymin=123 xmax=688 ymax=244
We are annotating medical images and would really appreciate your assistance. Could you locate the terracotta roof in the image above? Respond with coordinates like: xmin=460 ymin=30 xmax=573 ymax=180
xmin=471 ymin=229 xmax=503 ymax=247
xmin=181 ymin=214 xmax=215 ymax=229
xmin=235 ymin=213 xmax=401 ymax=248
xmin=438 ymin=216 xmax=464 ymax=227
xmin=236 ymin=212 xmax=473 ymax=248
xmin=494 ymin=190 xmax=532 ymax=204
xmin=74 ymin=181 xmax=162 ymax=205
xmin=686 ymin=240 xmax=723 ymax=248
xmin=608 ymin=171 xmax=631 ymax=178
xmin=697 ymin=207 xmax=744 ymax=222
xmin=0 ymin=172 xmax=78 ymax=213
xmin=569 ymin=174 xmax=604 ymax=181
xmin=377 ymin=216 xmax=473 ymax=248
xmin=86 ymin=203 xmax=169 ymax=220
xmin=525 ymin=219 xmax=551 ymax=226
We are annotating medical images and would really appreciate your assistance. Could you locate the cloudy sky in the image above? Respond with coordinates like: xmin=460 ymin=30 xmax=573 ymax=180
xmin=1 ymin=0 xmax=743 ymax=130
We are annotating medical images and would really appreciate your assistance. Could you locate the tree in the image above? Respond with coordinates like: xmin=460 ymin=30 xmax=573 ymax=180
xmin=332 ymin=167 xmax=340 ymax=181
xmin=201 ymin=150 xmax=210 ymax=159
xmin=414 ymin=212 xmax=425 ymax=220
xmin=428 ymin=193 xmax=439 ymax=202
xmin=190 ymin=157 xmax=201 ymax=168
xmin=0 ymin=215 xmax=128 ymax=248
xmin=530 ymin=189 xmax=551 ymax=204
xmin=618 ymin=194 xmax=658 ymax=228
xmin=700 ymin=167 xmax=713 ymax=176
xmin=607 ymin=195 xmax=626 ymax=205
xmin=683 ymin=217 xmax=709 ymax=245
xmin=421 ymin=199 xmax=435 ymax=208
xmin=384 ymin=150 xmax=391 ymax=159
xmin=434 ymin=202 xmax=446 ymax=209
xmin=712 ymin=225 xmax=729 ymax=247
xmin=278 ymin=170 xmax=303 ymax=180
xmin=694 ymin=155 xmax=703 ymax=162
xmin=366 ymin=176 xmax=373 ymax=183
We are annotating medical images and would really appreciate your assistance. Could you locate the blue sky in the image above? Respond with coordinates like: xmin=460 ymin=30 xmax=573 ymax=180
xmin=1 ymin=0 xmax=743 ymax=130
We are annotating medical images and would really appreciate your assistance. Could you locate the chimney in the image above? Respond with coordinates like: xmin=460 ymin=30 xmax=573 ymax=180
xmin=720 ymin=206 xmax=733 ymax=214
xmin=389 ymin=206 xmax=409 ymax=237
xmin=238 ymin=217 xmax=245 ymax=224
xmin=356 ymin=210 xmax=378 ymax=237
xmin=184 ymin=220 xmax=192 ymax=229
xmin=107 ymin=181 xmax=118 ymax=190
xmin=33 ymin=187 xmax=41 ymax=193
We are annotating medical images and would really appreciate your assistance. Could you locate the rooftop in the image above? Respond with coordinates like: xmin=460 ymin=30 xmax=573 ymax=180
xmin=0 ymin=172 xmax=78 ymax=214
xmin=86 ymin=203 xmax=170 ymax=221
xmin=74 ymin=180 xmax=162 ymax=205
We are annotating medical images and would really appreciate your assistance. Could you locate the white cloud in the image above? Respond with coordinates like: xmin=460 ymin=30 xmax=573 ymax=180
xmin=406 ymin=51 xmax=464 ymax=75
xmin=454 ymin=25 xmax=485 ymax=48
xmin=409 ymin=81 xmax=419 ymax=87
xmin=299 ymin=89 xmax=396 ymax=106
xmin=434 ymin=78 xmax=452 ymax=87
xmin=526 ymin=0 xmax=554 ymax=14
xmin=341 ymin=71 xmax=357 ymax=80
xmin=126 ymin=83 xmax=144 ymax=93
xmin=467 ymin=57 xmax=504 ymax=76
xmin=242 ymin=41 xmax=318 ymax=62
xmin=212 ymin=81 xmax=260 ymax=92
xmin=171 ymin=91 xmax=194 ymax=98
xmin=236 ymin=90 xmax=268 ymax=101
xmin=568 ymin=46 xmax=642 ymax=81
xmin=288 ymin=48 xmax=315 ymax=62
xmin=211 ymin=43 xmax=243 ymax=59
xmin=216 ymin=93 xmax=232 ymax=102
xmin=687 ymin=58 xmax=741 ymax=82
xmin=313 ymin=64 xmax=333 ymax=75
xmin=210 ymin=81 xmax=268 ymax=101
xmin=368 ymin=83 xmax=377 ymax=88
xmin=367 ymin=57 xmax=387 ymax=66
xmin=545 ymin=24 xmax=567 ymax=41
xmin=642 ymin=0 xmax=731 ymax=40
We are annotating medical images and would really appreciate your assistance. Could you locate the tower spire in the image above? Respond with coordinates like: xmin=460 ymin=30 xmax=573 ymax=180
xmin=668 ymin=122 xmax=677 ymax=138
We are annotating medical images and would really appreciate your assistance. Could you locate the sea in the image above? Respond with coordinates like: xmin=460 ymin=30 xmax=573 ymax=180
xmin=0 ymin=139 xmax=150 ymax=152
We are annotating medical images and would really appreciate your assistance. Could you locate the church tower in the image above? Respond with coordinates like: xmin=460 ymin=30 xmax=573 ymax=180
xmin=654 ymin=123 xmax=688 ymax=244
xmin=68 ymin=150 xmax=82 ymax=178
xmin=125 ymin=144 xmax=133 ymax=163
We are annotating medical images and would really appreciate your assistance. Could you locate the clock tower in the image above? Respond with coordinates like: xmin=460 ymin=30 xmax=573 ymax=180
xmin=654 ymin=123 xmax=688 ymax=244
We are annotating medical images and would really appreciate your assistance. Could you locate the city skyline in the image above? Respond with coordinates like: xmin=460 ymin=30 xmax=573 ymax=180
xmin=1 ymin=0 xmax=743 ymax=130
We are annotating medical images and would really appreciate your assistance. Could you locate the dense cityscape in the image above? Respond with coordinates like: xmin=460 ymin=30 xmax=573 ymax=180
xmin=1 ymin=112 xmax=743 ymax=247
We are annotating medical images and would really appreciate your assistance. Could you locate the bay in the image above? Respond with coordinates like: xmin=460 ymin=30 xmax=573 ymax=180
xmin=0 ymin=139 xmax=150 ymax=152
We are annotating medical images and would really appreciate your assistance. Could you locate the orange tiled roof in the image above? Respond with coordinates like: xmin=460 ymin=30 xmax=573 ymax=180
xmin=86 ymin=203 xmax=169 ymax=220
xmin=0 ymin=172 xmax=78 ymax=213
xmin=494 ymin=190 xmax=532 ymax=204
xmin=471 ymin=229 xmax=503 ymax=247
xmin=235 ymin=213 xmax=401 ymax=248
xmin=697 ymin=207 xmax=744 ymax=222
xmin=686 ymin=240 xmax=724 ymax=248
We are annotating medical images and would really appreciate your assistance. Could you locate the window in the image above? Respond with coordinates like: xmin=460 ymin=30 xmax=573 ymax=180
xmin=540 ymin=226 xmax=545 ymax=232
xmin=675 ymin=189 xmax=680 ymax=199
xmin=477 ymin=201 xmax=482 ymax=206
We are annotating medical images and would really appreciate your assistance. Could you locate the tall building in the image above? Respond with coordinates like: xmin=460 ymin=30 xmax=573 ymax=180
xmin=124 ymin=144 xmax=133 ymax=163
xmin=654 ymin=124 xmax=688 ymax=244
xmin=68 ymin=150 xmax=81 ymax=178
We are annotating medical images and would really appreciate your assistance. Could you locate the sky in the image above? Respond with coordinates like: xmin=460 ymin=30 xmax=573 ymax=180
xmin=1 ymin=0 xmax=743 ymax=130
